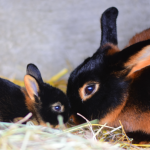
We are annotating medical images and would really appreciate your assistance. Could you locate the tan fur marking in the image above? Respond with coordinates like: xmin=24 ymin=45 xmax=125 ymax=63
xmin=139 ymin=141 xmax=150 ymax=144
xmin=106 ymin=44 xmax=120 ymax=55
xmin=21 ymin=88 xmax=39 ymax=122
xmin=127 ymin=28 xmax=150 ymax=47
xmin=13 ymin=115 xmax=59 ymax=128
xmin=99 ymin=96 xmax=127 ymax=125
xmin=124 ymin=45 xmax=150 ymax=77
xmin=28 ymin=117 xmax=39 ymax=125
xmin=28 ymin=117 xmax=48 ymax=127
xmin=107 ymin=108 xmax=150 ymax=134
xmin=128 ymin=68 xmax=143 ymax=80
xmin=21 ymin=88 xmax=47 ymax=126
xmin=70 ymin=115 xmax=83 ymax=125
xmin=24 ymin=75 xmax=39 ymax=100
xmin=13 ymin=117 xmax=24 ymax=123
xmin=21 ymin=88 xmax=35 ymax=113
xmin=50 ymin=125 xmax=60 ymax=128
xmin=112 ymin=66 xmax=147 ymax=80
xmin=79 ymin=81 xmax=99 ymax=102
xmin=99 ymin=97 xmax=150 ymax=134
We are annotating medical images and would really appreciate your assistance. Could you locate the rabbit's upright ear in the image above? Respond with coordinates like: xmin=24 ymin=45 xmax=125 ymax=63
xmin=26 ymin=64 xmax=43 ymax=84
xmin=24 ymin=74 xmax=47 ymax=126
xmin=24 ymin=75 xmax=39 ymax=100
xmin=119 ymin=40 xmax=150 ymax=77
xmin=25 ymin=64 xmax=43 ymax=101
xmin=100 ymin=7 xmax=118 ymax=47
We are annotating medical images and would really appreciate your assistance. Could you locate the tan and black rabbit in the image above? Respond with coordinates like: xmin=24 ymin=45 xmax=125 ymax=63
xmin=67 ymin=7 xmax=150 ymax=143
xmin=0 ymin=63 xmax=70 ymax=127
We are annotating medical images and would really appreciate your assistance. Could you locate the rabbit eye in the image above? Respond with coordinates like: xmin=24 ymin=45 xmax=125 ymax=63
xmin=51 ymin=102 xmax=65 ymax=113
xmin=85 ymin=85 xmax=95 ymax=95
xmin=54 ymin=106 xmax=61 ymax=112
xmin=79 ymin=82 xmax=99 ymax=102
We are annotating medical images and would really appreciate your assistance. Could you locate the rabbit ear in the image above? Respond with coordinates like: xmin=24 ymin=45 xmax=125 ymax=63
xmin=24 ymin=75 xmax=47 ymax=126
xmin=24 ymin=75 xmax=39 ymax=100
xmin=119 ymin=40 xmax=150 ymax=77
xmin=26 ymin=64 xmax=43 ymax=84
xmin=100 ymin=7 xmax=118 ymax=47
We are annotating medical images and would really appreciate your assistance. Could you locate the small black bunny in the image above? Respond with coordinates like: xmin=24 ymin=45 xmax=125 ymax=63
xmin=0 ymin=63 xmax=70 ymax=127
xmin=67 ymin=7 xmax=150 ymax=143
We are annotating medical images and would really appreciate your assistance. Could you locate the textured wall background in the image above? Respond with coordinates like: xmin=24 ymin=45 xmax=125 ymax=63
xmin=0 ymin=0 xmax=150 ymax=80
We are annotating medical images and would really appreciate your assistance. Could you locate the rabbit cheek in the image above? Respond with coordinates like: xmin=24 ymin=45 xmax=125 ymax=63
xmin=99 ymin=98 xmax=127 ymax=125
xmin=40 ymin=101 xmax=68 ymax=126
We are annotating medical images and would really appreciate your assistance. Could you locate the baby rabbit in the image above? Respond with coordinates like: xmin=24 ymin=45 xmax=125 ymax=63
xmin=67 ymin=7 xmax=150 ymax=142
xmin=0 ymin=63 xmax=70 ymax=127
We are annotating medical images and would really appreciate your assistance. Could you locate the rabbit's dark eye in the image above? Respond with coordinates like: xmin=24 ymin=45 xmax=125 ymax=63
xmin=79 ymin=82 xmax=99 ymax=102
xmin=54 ymin=106 xmax=61 ymax=112
xmin=85 ymin=85 xmax=95 ymax=95
xmin=51 ymin=102 xmax=64 ymax=113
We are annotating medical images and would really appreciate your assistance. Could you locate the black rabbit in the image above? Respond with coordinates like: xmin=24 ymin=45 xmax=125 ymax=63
xmin=67 ymin=7 xmax=150 ymax=143
xmin=0 ymin=63 xmax=70 ymax=127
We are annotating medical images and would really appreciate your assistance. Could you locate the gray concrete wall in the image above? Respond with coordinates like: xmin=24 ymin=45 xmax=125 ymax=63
xmin=0 ymin=0 xmax=150 ymax=80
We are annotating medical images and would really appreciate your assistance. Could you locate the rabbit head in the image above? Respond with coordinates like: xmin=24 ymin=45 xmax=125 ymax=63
xmin=24 ymin=64 xmax=70 ymax=126
xmin=67 ymin=7 xmax=150 ymax=125
xmin=67 ymin=7 xmax=120 ymax=123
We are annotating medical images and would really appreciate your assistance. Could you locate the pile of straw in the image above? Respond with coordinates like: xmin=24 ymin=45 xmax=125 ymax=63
xmin=0 ymin=120 xmax=123 ymax=150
